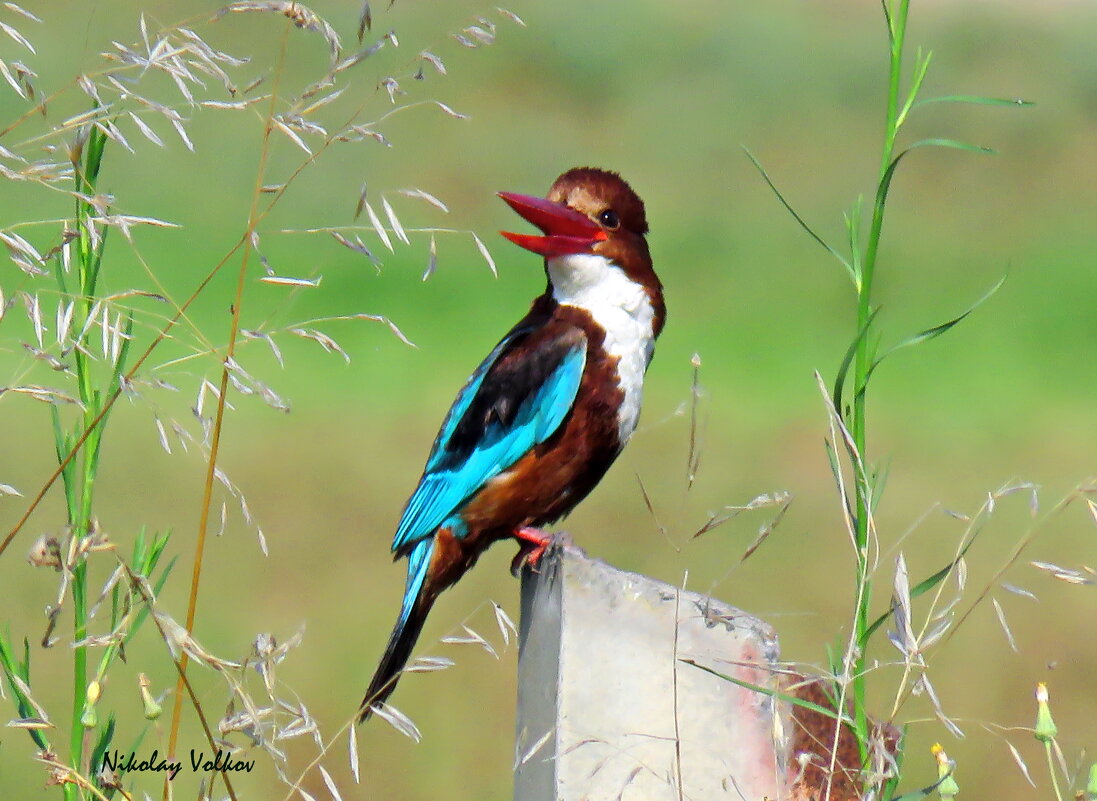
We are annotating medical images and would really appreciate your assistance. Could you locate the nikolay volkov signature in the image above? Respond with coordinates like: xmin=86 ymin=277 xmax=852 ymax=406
xmin=100 ymin=749 xmax=255 ymax=782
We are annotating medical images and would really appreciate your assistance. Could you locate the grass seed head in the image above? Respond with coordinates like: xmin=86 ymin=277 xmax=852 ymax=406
xmin=26 ymin=534 xmax=62 ymax=569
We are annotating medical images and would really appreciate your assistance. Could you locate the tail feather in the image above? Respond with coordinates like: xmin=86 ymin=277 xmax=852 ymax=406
xmin=359 ymin=538 xmax=436 ymax=723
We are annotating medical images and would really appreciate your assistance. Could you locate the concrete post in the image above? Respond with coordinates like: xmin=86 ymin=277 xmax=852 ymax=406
xmin=515 ymin=543 xmax=787 ymax=801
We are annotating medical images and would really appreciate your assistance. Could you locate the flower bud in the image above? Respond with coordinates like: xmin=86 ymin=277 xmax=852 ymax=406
xmin=138 ymin=673 xmax=161 ymax=720
xmin=80 ymin=680 xmax=101 ymax=728
xmin=1034 ymin=682 xmax=1057 ymax=743
xmin=931 ymin=743 xmax=960 ymax=800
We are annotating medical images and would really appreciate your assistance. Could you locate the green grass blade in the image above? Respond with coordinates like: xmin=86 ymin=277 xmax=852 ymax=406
xmin=822 ymin=438 xmax=857 ymax=524
xmin=88 ymin=714 xmax=116 ymax=793
xmin=110 ymin=579 xmax=120 ymax=630
xmin=914 ymin=94 xmax=1034 ymax=109
xmin=0 ymin=631 xmax=19 ymax=678
xmin=824 ymin=640 xmax=841 ymax=681
xmin=876 ymin=138 xmax=992 ymax=229
xmin=83 ymin=122 xmax=108 ymax=190
xmin=743 ymin=146 xmax=857 ymax=285
xmin=868 ymin=274 xmax=1007 ymax=376
xmin=106 ymin=313 xmax=135 ymax=400
xmin=52 ymin=251 xmax=69 ymax=297
xmin=871 ymin=460 xmax=891 ymax=512
xmin=151 ymin=554 xmax=178 ymax=596
xmin=875 ymin=151 xmax=907 ymax=230
xmin=907 ymin=137 xmax=996 ymax=156
xmin=49 ymin=406 xmax=78 ymax=514
xmin=833 ymin=307 xmax=881 ymax=417
xmin=132 ymin=527 xmax=147 ymax=567
xmin=126 ymin=554 xmax=178 ymax=644
xmin=88 ymin=226 xmax=109 ymax=298
xmin=681 ymin=659 xmax=851 ymax=723
xmin=844 ymin=194 xmax=864 ymax=283
xmin=887 ymin=770 xmax=956 ymax=801
xmin=897 ymin=47 xmax=933 ymax=127
xmin=146 ymin=530 xmax=172 ymax=574
xmin=0 ymin=633 xmax=49 ymax=749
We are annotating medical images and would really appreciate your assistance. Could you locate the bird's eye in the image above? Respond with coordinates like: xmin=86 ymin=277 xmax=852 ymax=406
xmin=598 ymin=209 xmax=620 ymax=229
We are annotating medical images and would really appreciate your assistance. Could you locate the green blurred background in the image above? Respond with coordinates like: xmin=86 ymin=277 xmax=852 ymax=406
xmin=1 ymin=0 xmax=1095 ymax=798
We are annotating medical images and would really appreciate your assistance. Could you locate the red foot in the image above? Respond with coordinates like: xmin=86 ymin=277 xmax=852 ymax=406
xmin=510 ymin=527 xmax=550 ymax=576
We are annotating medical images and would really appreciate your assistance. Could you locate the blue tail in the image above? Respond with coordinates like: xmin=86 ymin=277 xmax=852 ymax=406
xmin=359 ymin=538 xmax=435 ymax=722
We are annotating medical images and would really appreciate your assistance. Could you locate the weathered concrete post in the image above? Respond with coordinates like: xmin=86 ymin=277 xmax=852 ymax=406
xmin=515 ymin=543 xmax=787 ymax=801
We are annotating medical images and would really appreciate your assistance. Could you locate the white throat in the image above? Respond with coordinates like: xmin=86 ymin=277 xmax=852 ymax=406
xmin=547 ymin=253 xmax=656 ymax=444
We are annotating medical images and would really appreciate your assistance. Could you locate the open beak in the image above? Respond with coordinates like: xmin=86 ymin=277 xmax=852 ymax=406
xmin=498 ymin=192 xmax=607 ymax=258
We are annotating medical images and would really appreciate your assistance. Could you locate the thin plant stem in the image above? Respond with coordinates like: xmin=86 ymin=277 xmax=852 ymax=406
xmin=1045 ymin=742 xmax=1065 ymax=801
xmin=67 ymin=562 xmax=87 ymax=801
xmin=0 ymin=233 xmax=251 ymax=559
xmin=849 ymin=0 xmax=910 ymax=763
xmin=161 ymin=19 xmax=292 ymax=801
xmin=64 ymin=122 xmax=111 ymax=801
xmin=119 ymin=559 xmax=239 ymax=801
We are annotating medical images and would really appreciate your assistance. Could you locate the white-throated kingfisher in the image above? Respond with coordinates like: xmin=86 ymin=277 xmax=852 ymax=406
xmin=360 ymin=167 xmax=664 ymax=722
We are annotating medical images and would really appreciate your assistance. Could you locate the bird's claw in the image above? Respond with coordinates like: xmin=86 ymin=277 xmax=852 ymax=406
xmin=510 ymin=527 xmax=553 ymax=577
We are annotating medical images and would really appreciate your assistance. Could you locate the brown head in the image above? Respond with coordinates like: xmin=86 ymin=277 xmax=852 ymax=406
xmin=545 ymin=167 xmax=647 ymax=236
xmin=498 ymin=167 xmax=663 ymax=335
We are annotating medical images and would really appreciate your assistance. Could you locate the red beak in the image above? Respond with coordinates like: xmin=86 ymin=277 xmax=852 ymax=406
xmin=498 ymin=192 xmax=607 ymax=258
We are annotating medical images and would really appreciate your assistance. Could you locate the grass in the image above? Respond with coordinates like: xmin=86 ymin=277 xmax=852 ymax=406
xmin=0 ymin=2 xmax=527 ymax=798
xmin=742 ymin=1 xmax=1026 ymax=795
xmin=731 ymin=4 xmax=1096 ymax=799
xmin=0 ymin=110 xmax=180 ymax=800
xmin=1 ymin=1 xmax=1095 ymax=800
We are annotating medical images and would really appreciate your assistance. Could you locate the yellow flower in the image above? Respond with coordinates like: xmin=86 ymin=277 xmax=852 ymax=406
xmin=931 ymin=743 xmax=960 ymax=800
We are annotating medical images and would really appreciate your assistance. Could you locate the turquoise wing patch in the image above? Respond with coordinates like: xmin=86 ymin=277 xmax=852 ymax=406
xmin=391 ymin=338 xmax=586 ymax=555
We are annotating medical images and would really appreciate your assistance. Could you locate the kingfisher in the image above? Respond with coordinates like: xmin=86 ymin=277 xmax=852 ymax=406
xmin=360 ymin=167 xmax=664 ymax=722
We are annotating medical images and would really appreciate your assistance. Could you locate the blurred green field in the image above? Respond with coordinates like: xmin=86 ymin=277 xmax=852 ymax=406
xmin=1 ymin=1 xmax=1095 ymax=799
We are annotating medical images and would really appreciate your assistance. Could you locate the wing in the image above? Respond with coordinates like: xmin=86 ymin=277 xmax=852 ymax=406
xmin=392 ymin=325 xmax=588 ymax=556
